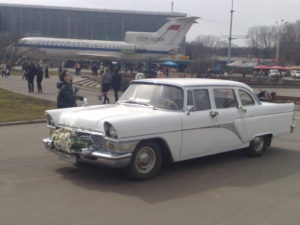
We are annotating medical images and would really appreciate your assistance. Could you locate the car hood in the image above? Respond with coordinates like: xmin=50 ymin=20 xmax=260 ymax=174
xmin=47 ymin=104 xmax=182 ymax=138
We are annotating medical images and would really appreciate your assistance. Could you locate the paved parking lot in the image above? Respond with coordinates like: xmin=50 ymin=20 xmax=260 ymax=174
xmin=0 ymin=121 xmax=300 ymax=225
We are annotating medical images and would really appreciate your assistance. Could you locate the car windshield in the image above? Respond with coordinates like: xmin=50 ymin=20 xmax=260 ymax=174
xmin=118 ymin=83 xmax=184 ymax=111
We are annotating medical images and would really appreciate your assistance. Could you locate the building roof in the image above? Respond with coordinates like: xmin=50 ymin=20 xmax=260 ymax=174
xmin=0 ymin=3 xmax=186 ymax=17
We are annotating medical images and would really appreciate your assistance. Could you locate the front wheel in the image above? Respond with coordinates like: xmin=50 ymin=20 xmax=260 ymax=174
xmin=125 ymin=141 xmax=162 ymax=180
xmin=246 ymin=136 xmax=268 ymax=157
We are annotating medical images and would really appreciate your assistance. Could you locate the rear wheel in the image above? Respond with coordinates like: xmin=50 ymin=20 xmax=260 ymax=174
xmin=125 ymin=141 xmax=162 ymax=180
xmin=246 ymin=135 xmax=268 ymax=157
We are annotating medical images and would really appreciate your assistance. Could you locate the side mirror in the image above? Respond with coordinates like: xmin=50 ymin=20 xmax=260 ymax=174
xmin=186 ymin=105 xmax=196 ymax=115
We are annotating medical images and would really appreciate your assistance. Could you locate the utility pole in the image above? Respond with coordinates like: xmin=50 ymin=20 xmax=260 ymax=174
xmin=276 ymin=19 xmax=284 ymax=64
xmin=227 ymin=0 xmax=234 ymax=64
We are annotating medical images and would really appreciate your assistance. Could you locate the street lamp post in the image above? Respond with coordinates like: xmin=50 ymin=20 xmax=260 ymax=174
xmin=227 ymin=0 xmax=234 ymax=64
xmin=275 ymin=19 xmax=284 ymax=64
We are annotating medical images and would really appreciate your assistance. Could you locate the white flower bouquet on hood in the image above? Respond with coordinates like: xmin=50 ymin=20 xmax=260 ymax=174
xmin=51 ymin=128 xmax=90 ymax=153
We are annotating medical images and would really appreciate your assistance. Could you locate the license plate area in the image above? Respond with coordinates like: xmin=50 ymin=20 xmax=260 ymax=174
xmin=56 ymin=151 xmax=78 ymax=164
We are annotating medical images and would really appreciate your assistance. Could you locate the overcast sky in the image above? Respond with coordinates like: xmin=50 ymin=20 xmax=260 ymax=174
xmin=1 ymin=0 xmax=300 ymax=45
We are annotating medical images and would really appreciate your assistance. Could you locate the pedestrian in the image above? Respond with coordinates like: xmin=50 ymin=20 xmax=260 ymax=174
xmin=0 ymin=62 xmax=7 ymax=78
xmin=91 ymin=63 xmax=98 ymax=77
xmin=58 ymin=65 xmax=63 ymax=78
xmin=101 ymin=68 xmax=112 ymax=104
xmin=26 ymin=61 xmax=36 ymax=92
xmin=36 ymin=64 xmax=44 ymax=93
xmin=156 ymin=70 xmax=165 ymax=78
xmin=22 ymin=60 xmax=29 ymax=79
xmin=135 ymin=72 xmax=145 ymax=80
xmin=99 ymin=63 xmax=104 ymax=75
xmin=44 ymin=63 xmax=49 ymax=78
xmin=111 ymin=68 xmax=122 ymax=102
xmin=6 ymin=63 xmax=11 ymax=78
xmin=75 ymin=63 xmax=81 ymax=76
xmin=57 ymin=70 xmax=84 ymax=108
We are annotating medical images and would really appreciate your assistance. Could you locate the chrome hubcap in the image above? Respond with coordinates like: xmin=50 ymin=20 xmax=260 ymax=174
xmin=253 ymin=137 xmax=264 ymax=152
xmin=135 ymin=147 xmax=156 ymax=174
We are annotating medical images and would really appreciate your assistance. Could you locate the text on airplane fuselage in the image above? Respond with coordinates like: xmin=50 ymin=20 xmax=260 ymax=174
xmin=136 ymin=37 xmax=165 ymax=42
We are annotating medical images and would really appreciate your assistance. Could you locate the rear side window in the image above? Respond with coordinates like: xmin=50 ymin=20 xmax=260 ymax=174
xmin=238 ymin=90 xmax=255 ymax=106
xmin=187 ymin=89 xmax=211 ymax=111
xmin=213 ymin=89 xmax=238 ymax=109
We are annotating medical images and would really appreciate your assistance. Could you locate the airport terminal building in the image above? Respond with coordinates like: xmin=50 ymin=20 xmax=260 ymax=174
xmin=0 ymin=4 xmax=186 ymax=41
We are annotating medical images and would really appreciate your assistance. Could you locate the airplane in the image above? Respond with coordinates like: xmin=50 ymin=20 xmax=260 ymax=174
xmin=14 ymin=16 xmax=199 ymax=62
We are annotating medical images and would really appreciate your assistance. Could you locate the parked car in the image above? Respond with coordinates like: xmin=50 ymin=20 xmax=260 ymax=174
xmin=290 ymin=70 xmax=300 ymax=79
xmin=268 ymin=69 xmax=281 ymax=78
xmin=43 ymin=79 xmax=295 ymax=180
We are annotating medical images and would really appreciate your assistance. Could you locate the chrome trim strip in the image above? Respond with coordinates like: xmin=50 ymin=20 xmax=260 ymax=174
xmin=216 ymin=123 xmax=243 ymax=141
xmin=91 ymin=151 xmax=132 ymax=160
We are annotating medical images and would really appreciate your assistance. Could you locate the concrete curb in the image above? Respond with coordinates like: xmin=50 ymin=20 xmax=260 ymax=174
xmin=0 ymin=119 xmax=46 ymax=126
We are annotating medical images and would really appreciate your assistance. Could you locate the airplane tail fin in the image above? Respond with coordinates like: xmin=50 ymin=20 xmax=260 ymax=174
xmin=125 ymin=16 xmax=199 ymax=47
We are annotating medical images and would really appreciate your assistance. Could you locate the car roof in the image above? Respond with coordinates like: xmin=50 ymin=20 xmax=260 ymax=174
xmin=132 ymin=78 xmax=252 ymax=90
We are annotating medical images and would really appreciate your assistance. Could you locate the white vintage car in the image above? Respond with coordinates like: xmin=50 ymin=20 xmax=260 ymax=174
xmin=43 ymin=78 xmax=295 ymax=180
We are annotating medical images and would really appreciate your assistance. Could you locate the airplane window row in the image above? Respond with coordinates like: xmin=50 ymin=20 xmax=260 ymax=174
xmin=36 ymin=42 xmax=121 ymax=49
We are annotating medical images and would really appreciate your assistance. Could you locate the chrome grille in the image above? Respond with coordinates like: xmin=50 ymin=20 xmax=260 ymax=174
xmin=76 ymin=131 xmax=104 ymax=150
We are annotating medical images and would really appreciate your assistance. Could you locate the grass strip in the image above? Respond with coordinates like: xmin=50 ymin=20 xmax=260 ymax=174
xmin=0 ymin=88 xmax=56 ymax=123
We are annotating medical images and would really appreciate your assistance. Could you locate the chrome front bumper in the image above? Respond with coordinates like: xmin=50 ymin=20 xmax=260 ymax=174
xmin=42 ymin=138 xmax=132 ymax=168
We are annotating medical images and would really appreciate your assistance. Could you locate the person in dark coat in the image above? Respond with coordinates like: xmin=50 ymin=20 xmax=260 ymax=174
xmin=26 ymin=61 xmax=36 ymax=92
xmin=36 ymin=65 xmax=44 ymax=93
xmin=101 ymin=68 xmax=112 ymax=104
xmin=111 ymin=68 xmax=122 ymax=102
xmin=57 ymin=70 xmax=84 ymax=108
xmin=44 ymin=63 xmax=49 ymax=78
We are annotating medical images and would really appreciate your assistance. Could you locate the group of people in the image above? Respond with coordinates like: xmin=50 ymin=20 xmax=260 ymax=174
xmin=23 ymin=61 xmax=44 ymax=93
xmin=257 ymin=89 xmax=276 ymax=101
xmin=100 ymin=67 xmax=122 ymax=104
xmin=56 ymin=66 xmax=122 ymax=108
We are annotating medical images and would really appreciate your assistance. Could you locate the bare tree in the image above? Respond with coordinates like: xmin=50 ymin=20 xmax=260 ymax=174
xmin=0 ymin=33 xmax=22 ymax=66
xmin=186 ymin=36 xmax=222 ymax=74
xmin=247 ymin=26 xmax=276 ymax=59
xmin=279 ymin=21 xmax=300 ymax=65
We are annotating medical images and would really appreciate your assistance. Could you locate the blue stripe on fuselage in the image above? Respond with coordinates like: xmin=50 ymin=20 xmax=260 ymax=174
xmin=16 ymin=43 xmax=169 ymax=55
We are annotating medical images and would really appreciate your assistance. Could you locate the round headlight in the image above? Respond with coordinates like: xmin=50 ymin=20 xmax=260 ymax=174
xmin=106 ymin=123 xmax=118 ymax=138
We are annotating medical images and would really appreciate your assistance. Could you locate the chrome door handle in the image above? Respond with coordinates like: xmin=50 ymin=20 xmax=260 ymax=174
xmin=210 ymin=111 xmax=219 ymax=118
xmin=239 ymin=107 xmax=247 ymax=112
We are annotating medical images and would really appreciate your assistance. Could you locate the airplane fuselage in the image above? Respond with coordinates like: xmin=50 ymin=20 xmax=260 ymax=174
xmin=17 ymin=37 xmax=171 ymax=61
xmin=15 ymin=17 xmax=199 ymax=62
